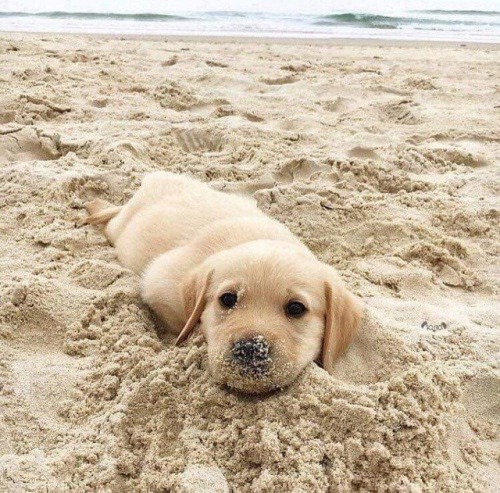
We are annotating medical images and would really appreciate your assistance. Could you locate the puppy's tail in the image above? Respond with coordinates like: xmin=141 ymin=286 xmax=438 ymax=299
xmin=84 ymin=199 xmax=121 ymax=225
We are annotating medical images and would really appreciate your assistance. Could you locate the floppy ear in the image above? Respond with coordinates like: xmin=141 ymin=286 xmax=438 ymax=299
xmin=175 ymin=269 xmax=214 ymax=346
xmin=321 ymin=281 xmax=363 ymax=373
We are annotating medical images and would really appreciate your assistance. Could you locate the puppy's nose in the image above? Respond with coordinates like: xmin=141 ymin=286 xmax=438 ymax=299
xmin=231 ymin=336 xmax=271 ymax=378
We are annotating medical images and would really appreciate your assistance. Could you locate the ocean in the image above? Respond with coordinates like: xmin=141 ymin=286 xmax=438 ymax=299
xmin=0 ymin=3 xmax=499 ymax=42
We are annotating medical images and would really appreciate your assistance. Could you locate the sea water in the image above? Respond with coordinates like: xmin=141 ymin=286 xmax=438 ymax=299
xmin=0 ymin=0 xmax=499 ymax=42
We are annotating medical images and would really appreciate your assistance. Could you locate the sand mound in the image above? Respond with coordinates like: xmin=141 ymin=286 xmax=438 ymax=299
xmin=52 ymin=315 xmax=473 ymax=492
xmin=0 ymin=34 xmax=498 ymax=492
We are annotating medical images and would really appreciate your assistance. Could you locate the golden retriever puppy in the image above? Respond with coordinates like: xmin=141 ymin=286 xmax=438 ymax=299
xmin=85 ymin=171 xmax=363 ymax=393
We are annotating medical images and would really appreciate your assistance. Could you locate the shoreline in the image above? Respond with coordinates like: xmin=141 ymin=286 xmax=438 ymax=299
xmin=2 ymin=30 xmax=500 ymax=49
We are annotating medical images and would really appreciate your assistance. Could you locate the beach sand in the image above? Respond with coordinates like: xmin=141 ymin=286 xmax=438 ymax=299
xmin=0 ymin=33 xmax=498 ymax=492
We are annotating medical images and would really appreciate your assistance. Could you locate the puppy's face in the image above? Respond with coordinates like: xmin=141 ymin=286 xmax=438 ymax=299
xmin=178 ymin=241 xmax=362 ymax=393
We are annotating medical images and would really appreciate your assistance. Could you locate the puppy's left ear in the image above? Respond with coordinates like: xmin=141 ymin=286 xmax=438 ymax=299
xmin=175 ymin=268 xmax=214 ymax=346
xmin=321 ymin=281 xmax=363 ymax=373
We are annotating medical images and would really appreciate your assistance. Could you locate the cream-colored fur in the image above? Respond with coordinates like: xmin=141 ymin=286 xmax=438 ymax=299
xmin=85 ymin=171 xmax=363 ymax=393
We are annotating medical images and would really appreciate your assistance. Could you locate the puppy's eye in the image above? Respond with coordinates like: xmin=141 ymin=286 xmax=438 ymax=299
xmin=220 ymin=292 xmax=237 ymax=309
xmin=286 ymin=301 xmax=307 ymax=318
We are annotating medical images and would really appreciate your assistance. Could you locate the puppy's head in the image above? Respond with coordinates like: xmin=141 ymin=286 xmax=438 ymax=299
xmin=177 ymin=240 xmax=363 ymax=393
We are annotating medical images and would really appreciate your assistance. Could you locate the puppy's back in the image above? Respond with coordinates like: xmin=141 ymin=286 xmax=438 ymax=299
xmin=107 ymin=172 xmax=275 ymax=273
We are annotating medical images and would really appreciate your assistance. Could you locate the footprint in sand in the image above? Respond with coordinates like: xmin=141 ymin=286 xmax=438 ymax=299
xmin=173 ymin=128 xmax=224 ymax=153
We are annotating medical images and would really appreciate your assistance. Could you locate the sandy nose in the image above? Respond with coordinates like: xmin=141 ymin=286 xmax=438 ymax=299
xmin=231 ymin=336 xmax=271 ymax=378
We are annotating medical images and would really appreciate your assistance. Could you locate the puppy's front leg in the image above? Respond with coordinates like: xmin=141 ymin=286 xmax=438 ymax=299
xmin=141 ymin=247 xmax=196 ymax=335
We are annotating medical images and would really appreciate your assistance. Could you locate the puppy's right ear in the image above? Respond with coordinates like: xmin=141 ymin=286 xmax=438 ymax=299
xmin=175 ymin=268 xmax=214 ymax=346
xmin=321 ymin=281 xmax=363 ymax=373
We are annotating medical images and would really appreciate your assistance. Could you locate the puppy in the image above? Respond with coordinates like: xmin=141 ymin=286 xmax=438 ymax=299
xmin=85 ymin=171 xmax=363 ymax=393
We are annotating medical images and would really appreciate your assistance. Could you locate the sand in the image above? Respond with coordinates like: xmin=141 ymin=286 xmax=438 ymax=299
xmin=0 ymin=33 xmax=499 ymax=492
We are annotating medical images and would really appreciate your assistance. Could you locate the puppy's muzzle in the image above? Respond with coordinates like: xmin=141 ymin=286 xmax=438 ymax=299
xmin=231 ymin=336 xmax=271 ymax=379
